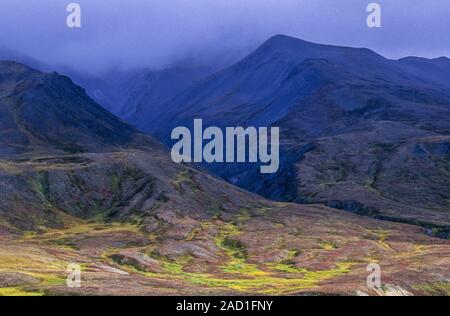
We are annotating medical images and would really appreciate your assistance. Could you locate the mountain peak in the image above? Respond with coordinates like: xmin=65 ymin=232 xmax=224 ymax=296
xmin=265 ymin=34 xmax=313 ymax=45
xmin=433 ymin=56 xmax=450 ymax=64
xmin=259 ymin=34 xmax=319 ymax=53
xmin=242 ymin=34 xmax=385 ymax=70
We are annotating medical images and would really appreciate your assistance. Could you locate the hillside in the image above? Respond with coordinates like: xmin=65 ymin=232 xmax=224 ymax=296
xmin=0 ymin=59 xmax=449 ymax=296
xmin=132 ymin=35 xmax=450 ymax=230
xmin=0 ymin=61 xmax=163 ymax=157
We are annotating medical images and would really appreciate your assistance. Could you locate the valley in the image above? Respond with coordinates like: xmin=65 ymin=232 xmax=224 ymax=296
xmin=0 ymin=35 xmax=449 ymax=296
xmin=1 ymin=176 xmax=449 ymax=296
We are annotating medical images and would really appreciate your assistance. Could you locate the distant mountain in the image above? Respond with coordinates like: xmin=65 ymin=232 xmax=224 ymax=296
xmin=0 ymin=60 xmax=260 ymax=232
xmin=0 ymin=61 xmax=162 ymax=157
xmin=63 ymin=66 xmax=212 ymax=132
xmin=115 ymin=67 xmax=211 ymax=123
xmin=397 ymin=56 xmax=450 ymax=90
xmin=151 ymin=35 xmax=450 ymax=132
xmin=141 ymin=35 xmax=450 ymax=229
xmin=1 ymin=59 xmax=449 ymax=296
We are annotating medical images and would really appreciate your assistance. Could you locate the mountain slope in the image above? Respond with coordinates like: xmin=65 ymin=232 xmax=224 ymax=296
xmin=60 ymin=66 xmax=212 ymax=131
xmin=0 ymin=60 xmax=261 ymax=232
xmin=141 ymin=35 xmax=450 ymax=229
xmin=0 ymin=59 xmax=449 ymax=295
xmin=152 ymin=35 xmax=450 ymax=134
xmin=0 ymin=61 xmax=163 ymax=157
xmin=116 ymin=67 xmax=211 ymax=124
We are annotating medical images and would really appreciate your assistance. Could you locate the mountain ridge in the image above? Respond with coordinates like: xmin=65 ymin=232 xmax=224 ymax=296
xmin=118 ymin=34 xmax=450 ymax=229
xmin=0 ymin=61 xmax=163 ymax=157
xmin=0 ymin=56 xmax=449 ymax=296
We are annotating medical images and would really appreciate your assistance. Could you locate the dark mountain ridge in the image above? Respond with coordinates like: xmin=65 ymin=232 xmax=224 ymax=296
xmin=149 ymin=35 xmax=450 ymax=135
xmin=124 ymin=35 xmax=450 ymax=229
xmin=0 ymin=61 xmax=160 ymax=157
xmin=0 ymin=56 xmax=449 ymax=296
xmin=0 ymin=60 xmax=262 ymax=232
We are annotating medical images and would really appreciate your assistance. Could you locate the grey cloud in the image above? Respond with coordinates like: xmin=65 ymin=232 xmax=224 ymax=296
xmin=0 ymin=0 xmax=449 ymax=74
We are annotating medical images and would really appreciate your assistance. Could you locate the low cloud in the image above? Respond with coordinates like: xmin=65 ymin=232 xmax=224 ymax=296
xmin=0 ymin=0 xmax=449 ymax=74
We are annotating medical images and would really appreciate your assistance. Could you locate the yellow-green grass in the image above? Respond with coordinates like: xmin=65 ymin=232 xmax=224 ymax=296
xmin=319 ymin=241 xmax=338 ymax=251
xmin=414 ymin=282 xmax=450 ymax=296
xmin=130 ymin=221 xmax=356 ymax=295
xmin=20 ymin=221 xmax=142 ymax=243
xmin=140 ymin=259 xmax=355 ymax=295
xmin=0 ymin=287 xmax=44 ymax=296
xmin=5 ymin=219 xmax=358 ymax=295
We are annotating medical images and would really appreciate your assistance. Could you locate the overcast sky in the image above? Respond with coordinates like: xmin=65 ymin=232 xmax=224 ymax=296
xmin=0 ymin=0 xmax=449 ymax=73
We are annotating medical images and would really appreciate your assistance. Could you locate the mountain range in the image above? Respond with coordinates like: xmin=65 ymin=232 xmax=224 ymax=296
xmin=100 ymin=35 xmax=450 ymax=233
xmin=0 ymin=35 xmax=449 ymax=296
